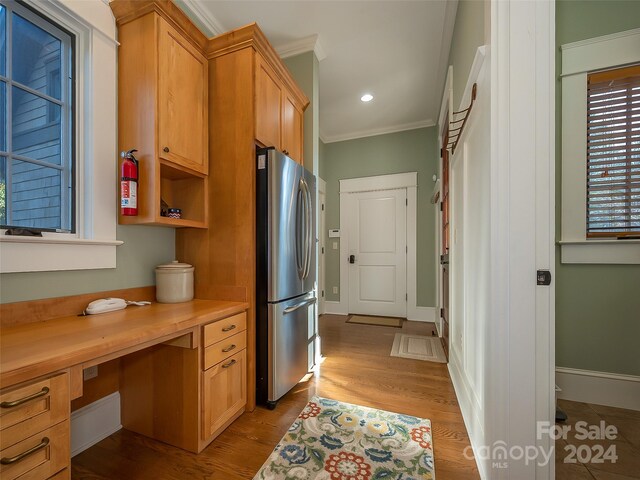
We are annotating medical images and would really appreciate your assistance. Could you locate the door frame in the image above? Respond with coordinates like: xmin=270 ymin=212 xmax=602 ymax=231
xmin=318 ymin=177 xmax=326 ymax=315
xmin=336 ymin=172 xmax=430 ymax=321
xmin=435 ymin=66 xmax=453 ymax=336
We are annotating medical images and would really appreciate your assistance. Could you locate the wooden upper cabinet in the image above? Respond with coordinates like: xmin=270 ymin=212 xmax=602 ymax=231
xmin=111 ymin=1 xmax=209 ymax=228
xmin=255 ymin=53 xmax=305 ymax=164
xmin=255 ymin=55 xmax=282 ymax=152
xmin=157 ymin=18 xmax=207 ymax=174
xmin=281 ymin=92 xmax=303 ymax=163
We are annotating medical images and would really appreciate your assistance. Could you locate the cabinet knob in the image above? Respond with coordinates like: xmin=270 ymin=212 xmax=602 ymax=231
xmin=283 ymin=150 xmax=289 ymax=155
xmin=163 ymin=146 xmax=170 ymax=153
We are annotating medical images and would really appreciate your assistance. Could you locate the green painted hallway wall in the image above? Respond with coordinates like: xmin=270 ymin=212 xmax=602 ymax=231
xmin=319 ymin=127 xmax=438 ymax=308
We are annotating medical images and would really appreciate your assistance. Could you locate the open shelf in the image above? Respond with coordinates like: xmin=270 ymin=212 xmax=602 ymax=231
xmin=118 ymin=160 xmax=208 ymax=229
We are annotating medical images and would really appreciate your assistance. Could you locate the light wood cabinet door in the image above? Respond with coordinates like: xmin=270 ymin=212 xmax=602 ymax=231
xmin=157 ymin=17 xmax=208 ymax=174
xmin=255 ymin=55 xmax=282 ymax=150
xmin=282 ymin=93 xmax=303 ymax=164
xmin=202 ymin=349 xmax=246 ymax=439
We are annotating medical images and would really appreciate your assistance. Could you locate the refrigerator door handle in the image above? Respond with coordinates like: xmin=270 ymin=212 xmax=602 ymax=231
xmin=295 ymin=182 xmax=305 ymax=279
xmin=283 ymin=297 xmax=317 ymax=314
xmin=301 ymin=178 xmax=312 ymax=279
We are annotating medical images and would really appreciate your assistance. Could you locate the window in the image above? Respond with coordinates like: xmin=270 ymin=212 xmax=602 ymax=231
xmin=560 ymin=28 xmax=640 ymax=264
xmin=0 ymin=0 xmax=120 ymax=273
xmin=0 ymin=1 xmax=74 ymax=232
xmin=586 ymin=65 xmax=640 ymax=238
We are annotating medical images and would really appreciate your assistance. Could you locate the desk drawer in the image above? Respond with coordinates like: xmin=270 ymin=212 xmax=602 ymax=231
xmin=0 ymin=420 xmax=69 ymax=480
xmin=0 ymin=373 xmax=69 ymax=450
xmin=203 ymin=312 xmax=246 ymax=347
xmin=204 ymin=331 xmax=247 ymax=370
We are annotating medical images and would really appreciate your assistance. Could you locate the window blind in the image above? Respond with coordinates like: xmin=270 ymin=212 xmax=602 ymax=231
xmin=586 ymin=64 xmax=640 ymax=237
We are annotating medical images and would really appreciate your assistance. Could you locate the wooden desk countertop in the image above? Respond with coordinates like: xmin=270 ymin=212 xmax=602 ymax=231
xmin=0 ymin=299 xmax=248 ymax=389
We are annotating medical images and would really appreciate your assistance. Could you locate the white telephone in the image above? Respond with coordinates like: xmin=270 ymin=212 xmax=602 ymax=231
xmin=84 ymin=298 xmax=127 ymax=315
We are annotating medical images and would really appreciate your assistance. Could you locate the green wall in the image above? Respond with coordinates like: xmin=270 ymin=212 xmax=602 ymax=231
xmin=447 ymin=0 xmax=486 ymax=109
xmin=284 ymin=52 xmax=320 ymax=175
xmin=0 ymin=225 xmax=175 ymax=303
xmin=556 ymin=0 xmax=640 ymax=376
xmin=321 ymin=127 xmax=438 ymax=307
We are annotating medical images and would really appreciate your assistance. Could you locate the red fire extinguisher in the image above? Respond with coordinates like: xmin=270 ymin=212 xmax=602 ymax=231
xmin=120 ymin=149 xmax=139 ymax=216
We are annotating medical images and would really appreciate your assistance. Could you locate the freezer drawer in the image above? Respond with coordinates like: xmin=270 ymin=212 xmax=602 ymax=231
xmin=268 ymin=293 xmax=315 ymax=402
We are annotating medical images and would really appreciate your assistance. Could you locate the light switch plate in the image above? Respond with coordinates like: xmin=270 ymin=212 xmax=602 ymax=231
xmin=332 ymin=242 xmax=338 ymax=250
xmin=332 ymin=287 xmax=338 ymax=294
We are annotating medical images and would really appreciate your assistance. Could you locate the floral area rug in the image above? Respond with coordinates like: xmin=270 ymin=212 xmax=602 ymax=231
xmin=254 ymin=396 xmax=435 ymax=480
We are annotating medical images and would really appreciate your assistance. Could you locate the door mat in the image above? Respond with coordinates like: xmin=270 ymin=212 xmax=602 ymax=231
xmin=253 ymin=396 xmax=435 ymax=479
xmin=346 ymin=315 xmax=404 ymax=328
xmin=390 ymin=334 xmax=447 ymax=363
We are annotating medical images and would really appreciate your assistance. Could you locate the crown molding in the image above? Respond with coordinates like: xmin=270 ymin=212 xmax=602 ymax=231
xmin=178 ymin=0 xmax=226 ymax=37
xmin=276 ymin=34 xmax=327 ymax=61
xmin=321 ymin=119 xmax=435 ymax=144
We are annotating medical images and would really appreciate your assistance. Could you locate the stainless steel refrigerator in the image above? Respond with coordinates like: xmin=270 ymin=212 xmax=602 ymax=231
xmin=256 ymin=147 xmax=316 ymax=409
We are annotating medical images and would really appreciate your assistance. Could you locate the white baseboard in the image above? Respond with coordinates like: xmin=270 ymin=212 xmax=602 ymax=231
xmin=447 ymin=348 xmax=488 ymax=479
xmin=435 ymin=315 xmax=442 ymax=337
xmin=71 ymin=391 xmax=122 ymax=457
xmin=556 ymin=367 xmax=640 ymax=411
xmin=323 ymin=301 xmax=347 ymax=315
xmin=407 ymin=306 xmax=436 ymax=323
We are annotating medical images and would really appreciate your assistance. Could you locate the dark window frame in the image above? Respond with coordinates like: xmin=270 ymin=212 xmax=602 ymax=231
xmin=0 ymin=0 xmax=76 ymax=233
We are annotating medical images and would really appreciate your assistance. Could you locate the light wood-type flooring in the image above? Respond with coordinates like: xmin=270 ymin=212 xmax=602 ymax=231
xmin=555 ymin=399 xmax=640 ymax=479
xmin=72 ymin=315 xmax=479 ymax=479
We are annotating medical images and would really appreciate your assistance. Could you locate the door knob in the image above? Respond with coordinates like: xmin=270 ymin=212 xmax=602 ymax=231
xmin=349 ymin=255 xmax=356 ymax=264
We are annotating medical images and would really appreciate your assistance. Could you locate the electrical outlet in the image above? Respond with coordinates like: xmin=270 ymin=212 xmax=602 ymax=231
xmin=332 ymin=286 xmax=338 ymax=294
xmin=83 ymin=365 xmax=98 ymax=381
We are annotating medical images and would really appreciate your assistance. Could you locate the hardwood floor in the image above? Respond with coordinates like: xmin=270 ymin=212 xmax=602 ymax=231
xmin=72 ymin=315 xmax=479 ymax=479
xmin=555 ymin=399 xmax=640 ymax=479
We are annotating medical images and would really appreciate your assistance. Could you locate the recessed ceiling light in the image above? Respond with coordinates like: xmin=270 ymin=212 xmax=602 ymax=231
xmin=361 ymin=93 xmax=373 ymax=102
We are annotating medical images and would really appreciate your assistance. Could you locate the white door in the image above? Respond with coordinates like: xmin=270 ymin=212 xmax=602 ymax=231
xmin=346 ymin=189 xmax=407 ymax=317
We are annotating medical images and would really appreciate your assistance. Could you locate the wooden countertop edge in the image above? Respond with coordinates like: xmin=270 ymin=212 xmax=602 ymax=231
xmin=0 ymin=299 xmax=248 ymax=389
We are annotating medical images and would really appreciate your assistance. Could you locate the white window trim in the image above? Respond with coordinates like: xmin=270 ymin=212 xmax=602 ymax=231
xmin=0 ymin=0 xmax=122 ymax=273
xmin=560 ymin=28 xmax=640 ymax=264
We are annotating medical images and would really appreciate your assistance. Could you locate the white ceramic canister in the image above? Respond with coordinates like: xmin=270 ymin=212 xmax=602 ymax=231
xmin=155 ymin=260 xmax=194 ymax=303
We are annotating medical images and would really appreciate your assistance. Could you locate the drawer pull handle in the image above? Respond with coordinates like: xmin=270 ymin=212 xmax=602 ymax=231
xmin=1 ymin=437 xmax=50 ymax=465
xmin=222 ymin=344 xmax=237 ymax=353
xmin=222 ymin=324 xmax=236 ymax=332
xmin=222 ymin=359 xmax=237 ymax=368
xmin=0 ymin=387 xmax=49 ymax=408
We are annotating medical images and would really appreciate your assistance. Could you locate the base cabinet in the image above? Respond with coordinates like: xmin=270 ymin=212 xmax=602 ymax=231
xmin=120 ymin=311 xmax=248 ymax=453
xmin=202 ymin=349 xmax=247 ymax=438
xmin=0 ymin=373 xmax=70 ymax=480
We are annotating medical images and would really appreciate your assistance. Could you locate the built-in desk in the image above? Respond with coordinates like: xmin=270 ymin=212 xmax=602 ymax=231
xmin=0 ymin=299 xmax=249 ymax=479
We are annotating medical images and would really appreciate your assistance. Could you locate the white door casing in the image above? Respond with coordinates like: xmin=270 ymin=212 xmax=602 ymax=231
xmin=318 ymin=178 xmax=327 ymax=315
xmin=346 ymin=188 xmax=407 ymax=317
xmin=337 ymin=173 xmax=418 ymax=318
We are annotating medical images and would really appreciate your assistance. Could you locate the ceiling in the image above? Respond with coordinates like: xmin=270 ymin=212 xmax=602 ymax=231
xmin=176 ymin=1 xmax=458 ymax=143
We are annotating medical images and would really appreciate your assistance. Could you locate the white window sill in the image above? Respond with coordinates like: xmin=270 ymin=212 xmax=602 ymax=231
xmin=559 ymin=240 xmax=640 ymax=265
xmin=0 ymin=236 xmax=123 ymax=273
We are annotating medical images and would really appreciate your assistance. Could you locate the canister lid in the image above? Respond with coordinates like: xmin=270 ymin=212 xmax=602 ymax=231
xmin=155 ymin=260 xmax=194 ymax=272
